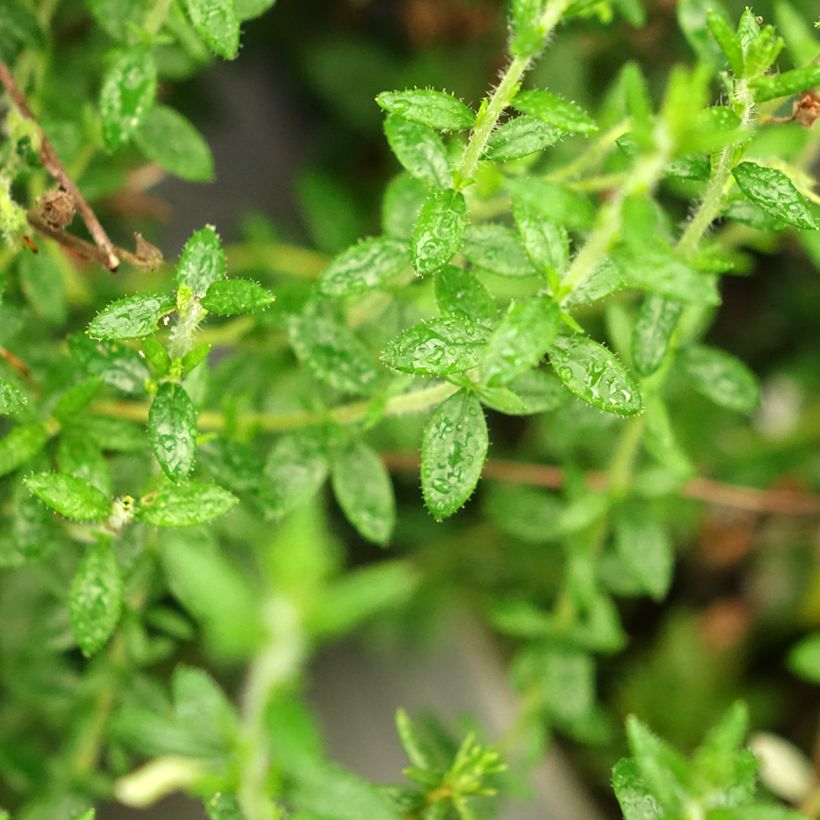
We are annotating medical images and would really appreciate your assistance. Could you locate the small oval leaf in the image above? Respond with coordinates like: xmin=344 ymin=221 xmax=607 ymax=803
xmin=87 ymin=292 xmax=175 ymax=340
xmin=317 ymin=237 xmax=408 ymax=297
xmin=679 ymin=344 xmax=760 ymax=413
xmin=411 ymin=188 xmax=467 ymax=276
xmin=25 ymin=472 xmax=111 ymax=521
xmin=149 ymin=383 xmax=197 ymax=483
xmin=70 ymin=541 xmax=122 ymax=656
xmin=99 ymin=47 xmax=157 ymax=151
xmin=201 ymin=279 xmax=275 ymax=315
xmin=376 ymin=89 xmax=475 ymax=132
xmin=137 ymin=481 xmax=238 ymax=527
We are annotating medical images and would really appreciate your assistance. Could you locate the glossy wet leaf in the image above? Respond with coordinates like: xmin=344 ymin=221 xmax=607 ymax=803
xmin=135 ymin=104 xmax=214 ymax=182
xmin=549 ymin=335 xmax=642 ymax=416
xmin=70 ymin=541 xmax=122 ymax=657
xmin=384 ymin=114 xmax=451 ymax=188
xmin=612 ymin=758 xmax=663 ymax=820
xmin=331 ymin=440 xmax=395 ymax=545
xmin=183 ymin=0 xmax=240 ymax=59
xmin=614 ymin=506 xmax=674 ymax=601
xmin=751 ymin=65 xmax=820 ymax=102
xmin=421 ymin=391 xmax=488 ymax=521
xmin=482 ymin=296 xmax=559 ymax=386
xmin=382 ymin=316 xmax=490 ymax=376
xmin=0 ymin=377 xmax=26 ymax=415
xmin=201 ymin=279 xmax=274 ymax=314
xmin=99 ymin=47 xmax=157 ymax=151
xmin=149 ymin=383 xmax=197 ymax=482
xmin=513 ymin=198 xmax=569 ymax=279
xmin=376 ymin=89 xmax=475 ymax=132
xmin=512 ymin=89 xmax=597 ymax=134
xmin=485 ymin=115 xmax=563 ymax=162
xmin=261 ymin=430 xmax=329 ymax=521
xmin=631 ymin=295 xmax=683 ymax=377
xmin=87 ymin=292 xmax=175 ymax=340
xmin=0 ymin=422 xmax=48 ymax=478
xmin=462 ymin=223 xmax=535 ymax=277
xmin=69 ymin=335 xmax=150 ymax=395
xmin=24 ymin=472 xmax=111 ymax=520
xmin=732 ymin=162 xmax=818 ymax=231
xmin=288 ymin=313 xmax=382 ymax=395
xmin=411 ymin=188 xmax=467 ymax=276
xmin=317 ymin=237 xmax=408 ymax=297
xmin=177 ymin=226 xmax=226 ymax=297
xmin=137 ymin=481 xmax=238 ymax=527
xmin=434 ymin=265 xmax=497 ymax=326
xmin=679 ymin=345 xmax=760 ymax=413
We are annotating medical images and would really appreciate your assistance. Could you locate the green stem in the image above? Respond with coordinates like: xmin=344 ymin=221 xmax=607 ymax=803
xmin=93 ymin=382 xmax=459 ymax=433
xmin=455 ymin=0 xmax=570 ymax=186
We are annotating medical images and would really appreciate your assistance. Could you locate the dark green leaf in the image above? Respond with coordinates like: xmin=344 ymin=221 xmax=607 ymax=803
xmin=137 ymin=481 xmax=238 ymax=527
xmin=331 ymin=440 xmax=395 ymax=545
xmin=177 ymin=226 xmax=226 ymax=297
xmin=462 ymin=223 xmax=535 ymax=277
xmin=183 ymin=0 xmax=240 ymax=59
xmin=549 ymin=335 xmax=642 ymax=415
xmin=0 ymin=422 xmax=48 ymax=478
xmin=149 ymin=383 xmax=197 ymax=482
xmin=434 ymin=265 xmax=497 ymax=326
xmin=614 ymin=506 xmax=673 ymax=601
xmin=288 ymin=313 xmax=382 ymax=395
xmin=24 ymin=472 xmax=111 ymax=521
xmin=261 ymin=431 xmax=329 ymax=521
xmin=679 ymin=345 xmax=760 ymax=413
xmin=382 ymin=316 xmax=490 ymax=376
xmin=384 ymin=114 xmax=451 ymax=188
xmin=485 ymin=115 xmax=563 ymax=162
xmin=512 ymin=89 xmax=597 ymax=134
xmin=87 ymin=292 xmax=175 ymax=340
xmin=317 ymin=237 xmax=408 ymax=297
xmin=411 ymin=189 xmax=467 ymax=276
xmin=70 ymin=541 xmax=122 ymax=657
xmin=732 ymin=162 xmax=818 ymax=231
xmin=135 ymin=104 xmax=214 ymax=182
xmin=482 ymin=296 xmax=559 ymax=386
xmin=631 ymin=295 xmax=683 ymax=377
xmin=201 ymin=279 xmax=274 ymax=314
xmin=376 ymin=89 xmax=474 ymax=132
xmin=421 ymin=391 xmax=488 ymax=521
xmin=0 ymin=1 xmax=46 ymax=62
xmin=0 ymin=377 xmax=26 ymax=415
xmin=100 ymin=47 xmax=157 ymax=151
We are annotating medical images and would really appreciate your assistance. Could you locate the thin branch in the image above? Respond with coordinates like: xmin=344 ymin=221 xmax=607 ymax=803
xmin=0 ymin=61 xmax=120 ymax=271
xmin=379 ymin=452 xmax=820 ymax=517
xmin=0 ymin=346 xmax=31 ymax=377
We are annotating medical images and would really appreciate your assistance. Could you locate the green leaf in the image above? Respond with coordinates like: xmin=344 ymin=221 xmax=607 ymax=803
xmin=512 ymin=89 xmax=597 ymax=134
xmin=149 ymin=383 xmax=197 ymax=482
xmin=87 ymin=292 xmax=175 ymax=340
xmin=381 ymin=317 xmax=490 ymax=376
xmin=376 ymin=89 xmax=475 ymax=132
xmin=679 ymin=345 xmax=759 ymax=413
xmin=382 ymin=174 xmax=427 ymax=240
xmin=177 ymin=226 xmax=226 ymax=297
xmin=0 ymin=377 xmax=26 ymax=415
xmin=485 ymin=115 xmax=563 ymax=162
xmin=549 ymin=335 xmax=642 ymax=416
xmin=481 ymin=296 xmax=559 ymax=386
xmin=411 ymin=188 xmax=467 ymax=276
xmin=614 ymin=506 xmax=673 ymax=601
xmin=507 ymin=369 xmax=568 ymax=413
xmin=474 ymin=384 xmax=529 ymax=415
xmin=384 ymin=114 xmax=451 ymax=188
xmin=317 ymin=237 xmax=408 ymax=297
xmin=201 ymin=279 xmax=274 ymax=314
xmin=0 ymin=422 xmax=48 ymax=478
xmin=100 ymin=47 xmax=157 ymax=151
xmin=505 ymin=177 xmax=596 ymax=231
xmin=510 ymin=0 xmax=549 ymax=58
xmin=135 ymin=104 xmax=214 ymax=182
xmin=421 ymin=391 xmax=488 ymax=521
xmin=288 ymin=312 xmax=382 ymax=396
xmin=58 ymin=432 xmax=112 ymax=496
xmin=788 ymin=634 xmax=820 ymax=684
xmin=706 ymin=10 xmax=744 ymax=75
xmin=24 ymin=471 xmax=109 ymax=522
xmin=774 ymin=0 xmax=819 ymax=66
xmin=462 ymin=223 xmax=535 ymax=277
xmin=732 ymin=162 xmax=818 ymax=231
xmin=70 ymin=542 xmax=122 ymax=657
xmin=137 ymin=481 xmax=238 ymax=527
xmin=331 ymin=440 xmax=395 ymax=545
xmin=183 ymin=0 xmax=240 ymax=59
xmin=434 ymin=265 xmax=498 ymax=326
xmin=172 ymin=665 xmax=239 ymax=755
xmin=53 ymin=378 xmax=102 ymax=423
xmin=631 ymin=295 xmax=683 ymax=377
xmin=69 ymin=335 xmax=150 ymax=395
xmin=611 ymin=758 xmax=664 ymax=820
xmin=513 ymin=198 xmax=569 ymax=280
xmin=85 ymin=0 xmax=150 ymax=41
xmin=261 ymin=431 xmax=329 ymax=521
xmin=0 ymin=1 xmax=46 ymax=62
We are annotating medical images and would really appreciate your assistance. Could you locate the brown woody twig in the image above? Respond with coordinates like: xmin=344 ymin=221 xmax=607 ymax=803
xmin=0 ymin=60 xmax=120 ymax=271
